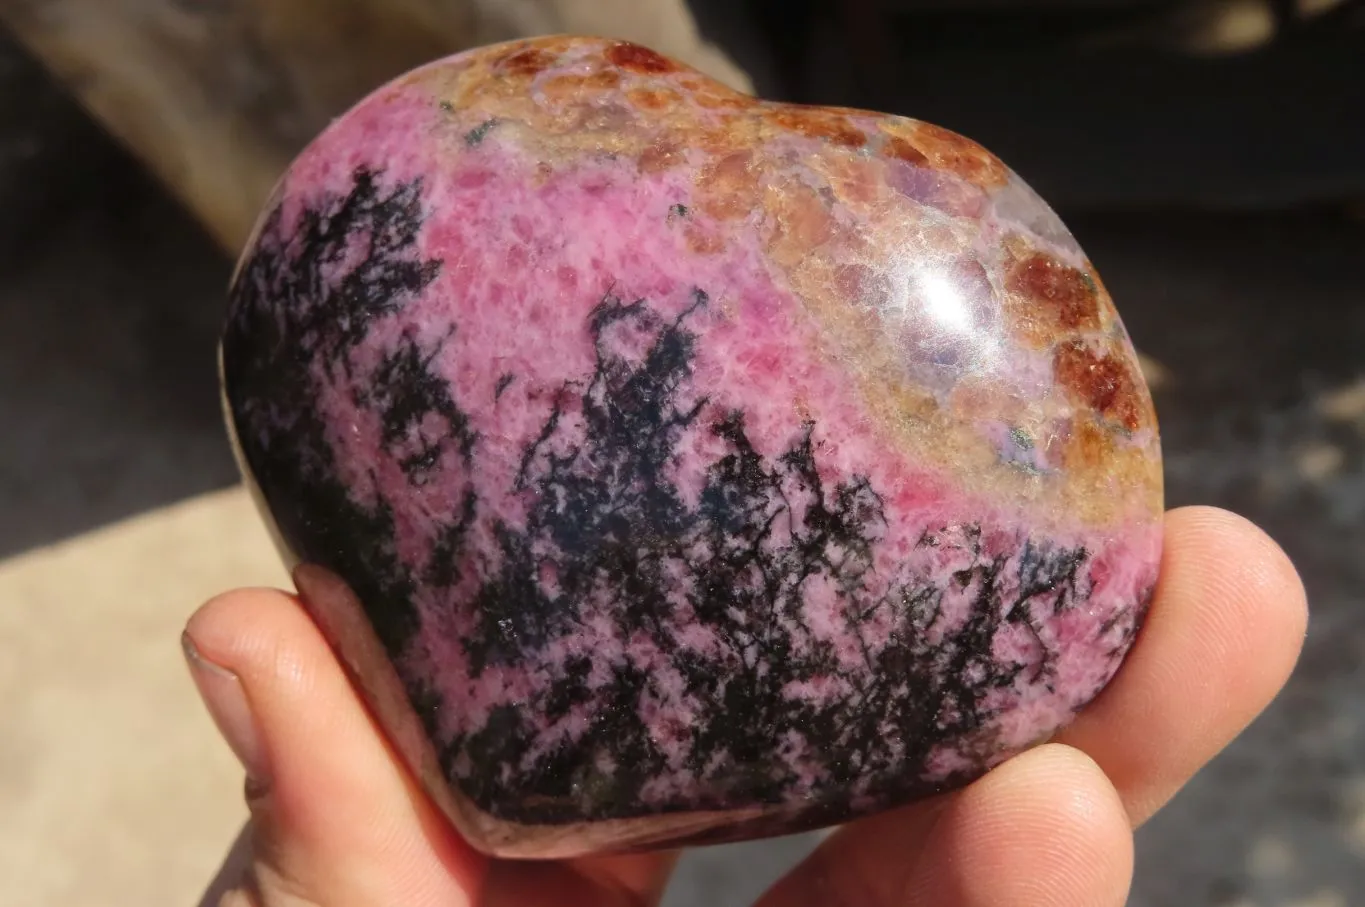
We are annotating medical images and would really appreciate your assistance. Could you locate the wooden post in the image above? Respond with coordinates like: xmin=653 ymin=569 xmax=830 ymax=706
xmin=0 ymin=0 xmax=751 ymax=253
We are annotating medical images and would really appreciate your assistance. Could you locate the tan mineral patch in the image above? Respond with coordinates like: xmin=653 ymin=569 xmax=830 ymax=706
xmin=399 ymin=36 xmax=1162 ymax=529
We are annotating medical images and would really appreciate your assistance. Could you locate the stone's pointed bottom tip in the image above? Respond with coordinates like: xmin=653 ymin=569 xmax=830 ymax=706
xmin=223 ymin=35 xmax=1162 ymax=856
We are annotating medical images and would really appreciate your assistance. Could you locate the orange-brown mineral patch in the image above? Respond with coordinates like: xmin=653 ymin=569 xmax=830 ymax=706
xmin=814 ymin=154 xmax=885 ymax=209
xmin=763 ymin=179 xmax=836 ymax=267
xmin=693 ymin=87 xmax=758 ymax=110
xmin=1050 ymin=415 xmax=1162 ymax=519
xmin=685 ymin=223 xmax=725 ymax=255
xmin=1007 ymin=251 xmax=1102 ymax=333
xmin=879 ymin=121 xmax=1009 ymax=191
xmin=605 ymin=41 xmax=678 ymax=74
xmin=405 ymin=36 xmax=1159 ymax=529
xmin=696 ymin=151 xmax=763 ymax=220
xmin=1058 ymin=417 xmax=1120 ymax=478
xmin=694 ymin=119 xmax=762 ymax=155
xmin=949 ymin=375 xmax=1040 ymax=426
xmin=1053 ymin=340 xmax=1144 ymax=431
xmin=496 ymin=46 xmax=556 ymax=79
xmin=572 ymin=102 xmax=637 ymax=135
xmin=832 ymin=263 xmax=893 ymax=311
xmin=627 ymin=87 xmax=682 ymax=111
xmin=1083 ymin=262 xmax=1118 ymax=317
xmin=638 ymin=137 xmax=686 ymax=173
xmin=767 ymin=107 xmax=867 ymax=148
xmin=676 ymin=76 xmax=756 ymax=110
xmin=881 ymin=135 xmax=930 ymax=167
xmin=541 ymin=70 xmax=622 ymax=102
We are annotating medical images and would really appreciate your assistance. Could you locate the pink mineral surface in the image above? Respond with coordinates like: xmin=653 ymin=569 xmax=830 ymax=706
xmin=220 ymin=35 xmax=1163 ymax=858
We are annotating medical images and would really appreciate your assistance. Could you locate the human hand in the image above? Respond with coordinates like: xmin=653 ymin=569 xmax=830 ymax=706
xmin=184 ymin=506 xmax=1306 ymax=907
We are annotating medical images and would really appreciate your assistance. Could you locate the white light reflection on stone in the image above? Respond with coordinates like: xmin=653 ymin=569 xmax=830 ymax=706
xmin=919 ymin=270 xmax=973 ymax=334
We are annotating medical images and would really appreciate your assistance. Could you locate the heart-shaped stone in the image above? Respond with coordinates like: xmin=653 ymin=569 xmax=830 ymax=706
xmin=220 ymin=35 xmax=1162 ymax=858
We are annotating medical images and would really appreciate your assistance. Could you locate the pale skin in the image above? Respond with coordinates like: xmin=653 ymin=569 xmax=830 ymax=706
xmin=185 ymin=506 xmax=1308 ymax=907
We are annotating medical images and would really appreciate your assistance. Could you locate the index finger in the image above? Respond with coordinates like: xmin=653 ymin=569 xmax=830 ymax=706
xmin=1054 ymin=505 xmax=1308 ymax=824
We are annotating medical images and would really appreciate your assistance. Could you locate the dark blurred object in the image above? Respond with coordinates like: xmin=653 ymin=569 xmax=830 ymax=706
xmin=0 ymin=35 xmax=133 ymax=268
xmin=0 ymin=27 xmax=238 ymax=558
xmin=691 ymin=0 xmax=1365 ymax=209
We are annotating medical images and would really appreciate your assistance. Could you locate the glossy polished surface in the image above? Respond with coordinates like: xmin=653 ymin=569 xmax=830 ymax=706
xmin=220 ymin=36 xmax=1163 ymax=858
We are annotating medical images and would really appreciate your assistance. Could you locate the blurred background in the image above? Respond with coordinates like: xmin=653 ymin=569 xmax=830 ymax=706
xmin=0 ymin=1 xmax=1361 ymax=904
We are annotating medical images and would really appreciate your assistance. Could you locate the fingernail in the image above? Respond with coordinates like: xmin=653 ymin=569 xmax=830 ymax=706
xmin=182 ymin=631 xmax=270 ymax=784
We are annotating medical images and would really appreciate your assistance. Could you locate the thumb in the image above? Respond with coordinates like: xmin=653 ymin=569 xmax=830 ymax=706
xmin=182 ymin=587 xmax=485 ymax=907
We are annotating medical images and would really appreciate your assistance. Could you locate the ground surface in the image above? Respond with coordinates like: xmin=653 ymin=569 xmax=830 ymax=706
xmin=0 ymin=31 xmax=1362 ymax=907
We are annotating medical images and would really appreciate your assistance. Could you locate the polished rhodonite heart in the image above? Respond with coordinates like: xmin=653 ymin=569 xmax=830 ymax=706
xmin=220 ymin=35 xmax=1163 ymax=858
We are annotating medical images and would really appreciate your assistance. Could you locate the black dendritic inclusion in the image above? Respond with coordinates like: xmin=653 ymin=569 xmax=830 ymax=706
xmin=221 ymin=167 xmax=1118 ymax=829
xmin=221 ymin=167 xmax=466 ymax=655
xmin=448 ymin=290 xmax=1096 ymax=824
